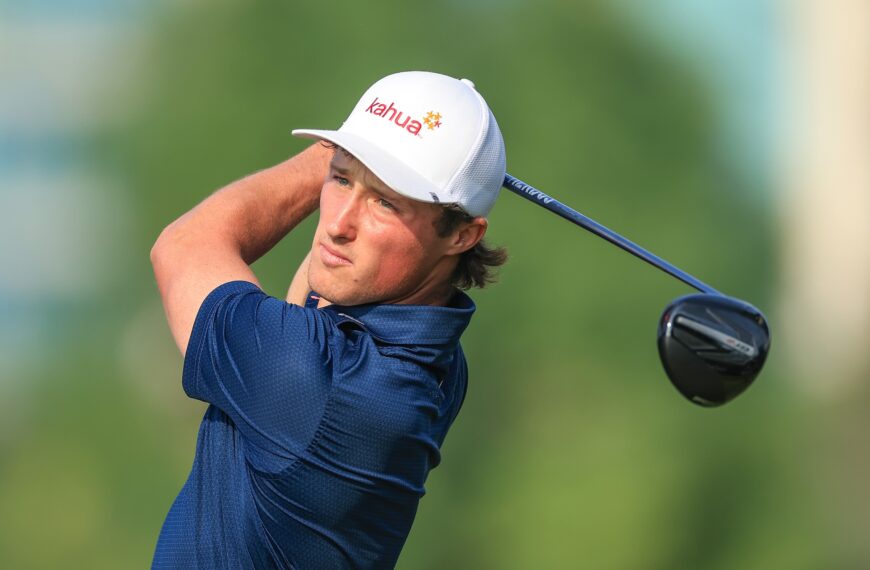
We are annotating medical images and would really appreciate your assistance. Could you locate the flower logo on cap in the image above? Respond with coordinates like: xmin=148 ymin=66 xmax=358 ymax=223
xmin=423 ymin=111 xmax=442 ymax=131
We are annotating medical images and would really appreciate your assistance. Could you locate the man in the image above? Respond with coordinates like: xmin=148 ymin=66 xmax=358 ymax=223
xmin=150 ymin=71 xmax=507 ymax=569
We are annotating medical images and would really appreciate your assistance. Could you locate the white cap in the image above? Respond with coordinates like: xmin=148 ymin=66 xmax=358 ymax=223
xmin=292 ymin=71 xmax=506 ymax=217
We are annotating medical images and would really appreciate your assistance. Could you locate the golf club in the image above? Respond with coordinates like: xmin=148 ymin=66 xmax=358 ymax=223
xmin=503 ymin=174 xmax=771 ymax=407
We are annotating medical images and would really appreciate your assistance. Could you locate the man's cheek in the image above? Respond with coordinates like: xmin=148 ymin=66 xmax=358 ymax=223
xmin=381 ymin=250 xmax=420 ymax=283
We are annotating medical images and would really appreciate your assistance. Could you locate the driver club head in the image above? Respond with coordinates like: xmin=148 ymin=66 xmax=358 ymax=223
xmin=657 ymin=294 xmax=771 ymax=407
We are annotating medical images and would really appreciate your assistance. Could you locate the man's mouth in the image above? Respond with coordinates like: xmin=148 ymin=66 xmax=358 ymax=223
xmin=319 ymin=243 xmax=352 ymax=267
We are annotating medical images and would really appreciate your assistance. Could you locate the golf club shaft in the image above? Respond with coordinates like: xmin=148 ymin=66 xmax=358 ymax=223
xmin=503 ymin=174 xmax=721 ymax=295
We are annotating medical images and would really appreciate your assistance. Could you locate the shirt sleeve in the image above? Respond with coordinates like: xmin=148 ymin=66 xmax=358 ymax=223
xmin=182 ymin=280 xmax=334 ymax=456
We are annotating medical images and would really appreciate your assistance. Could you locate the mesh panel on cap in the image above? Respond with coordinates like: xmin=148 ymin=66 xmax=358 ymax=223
xmin=446 ymin=108 xmax=506 ymax=217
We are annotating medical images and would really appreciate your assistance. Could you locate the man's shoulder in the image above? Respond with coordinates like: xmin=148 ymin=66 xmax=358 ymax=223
xmin=191 ymin=281 xmax=340 ymax=364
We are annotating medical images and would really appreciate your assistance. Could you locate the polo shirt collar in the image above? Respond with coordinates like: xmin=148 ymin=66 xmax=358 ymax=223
xmin=323 ymin=290 xmax=475 ymax=346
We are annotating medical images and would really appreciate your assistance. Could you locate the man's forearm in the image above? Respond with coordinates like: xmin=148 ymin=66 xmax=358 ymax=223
xmin=162 ymin=143 xmax=331 ymax=264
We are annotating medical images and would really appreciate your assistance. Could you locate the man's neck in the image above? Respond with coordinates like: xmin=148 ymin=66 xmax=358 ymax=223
xmin=316 ymin=285 xmax=456 ymax=309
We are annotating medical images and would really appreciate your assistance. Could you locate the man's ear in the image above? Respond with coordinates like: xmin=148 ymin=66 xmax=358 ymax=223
xmin=446 ymin=217 xmax=488 ymax=255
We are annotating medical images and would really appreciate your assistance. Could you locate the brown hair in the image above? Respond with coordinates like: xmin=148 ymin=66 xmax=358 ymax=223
xmin=320 ymin=141 xmax=507 ymax=289
xmin=434 ymin=204 xmax=507 ymax=290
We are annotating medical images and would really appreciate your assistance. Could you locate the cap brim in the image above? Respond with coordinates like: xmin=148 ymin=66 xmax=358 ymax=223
xmin=293 ymin=128 xmax=451 ymax=208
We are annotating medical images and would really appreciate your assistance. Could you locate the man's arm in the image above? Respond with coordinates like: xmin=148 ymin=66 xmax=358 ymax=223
xmin=151 ymin=143 xmax=332 ymax=356
xmin=285 ymin=250 xmax=312 ymax=306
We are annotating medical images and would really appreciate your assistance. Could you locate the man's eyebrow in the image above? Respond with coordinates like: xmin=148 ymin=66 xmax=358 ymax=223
xmin=330 ymin=163 xmax=351 ymax=175
xmin=368 ymin=183 xmax=407 ymax=204
xmin=329 ymin=160 xmax=406 ymax=204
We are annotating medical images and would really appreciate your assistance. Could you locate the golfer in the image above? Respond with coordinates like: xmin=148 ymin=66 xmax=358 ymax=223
xmin=150 ymin=71 xmax=507 ymax=569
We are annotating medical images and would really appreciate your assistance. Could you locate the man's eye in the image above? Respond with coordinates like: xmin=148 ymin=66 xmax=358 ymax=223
xmin=377 ymin=198 xmax=396 ymax=211
xmin=334 ymin=176 xmax=350 ymax=186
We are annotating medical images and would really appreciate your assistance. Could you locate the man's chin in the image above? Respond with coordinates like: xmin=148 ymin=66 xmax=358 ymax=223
xmin=314 ymin=291 xmax=371 ymax=307
xmin=307 ymin=277 xmax=370 ymax=307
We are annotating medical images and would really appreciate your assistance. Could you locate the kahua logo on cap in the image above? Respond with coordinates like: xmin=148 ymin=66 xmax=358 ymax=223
xmin=362 ymin=97 xmax=442 ymax=137
xmin=292 ymin=71 xmax=506 ymax=217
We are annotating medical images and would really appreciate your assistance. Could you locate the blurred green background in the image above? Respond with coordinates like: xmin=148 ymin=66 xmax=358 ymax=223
xmin=2 ymin=0 xmax=868 ymax=568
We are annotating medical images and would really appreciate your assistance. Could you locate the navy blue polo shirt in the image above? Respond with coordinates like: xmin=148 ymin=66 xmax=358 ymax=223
xmin=152 ymin=280 xmax=473 ymax=569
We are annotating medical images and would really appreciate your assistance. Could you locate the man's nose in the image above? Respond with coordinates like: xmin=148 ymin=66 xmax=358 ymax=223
xmin=326 ymin=190 xmax=360 ymax=242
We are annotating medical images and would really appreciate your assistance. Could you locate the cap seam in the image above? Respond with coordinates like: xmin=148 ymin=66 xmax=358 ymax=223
xmin=442 ymin=88 xmax=490 ymax=213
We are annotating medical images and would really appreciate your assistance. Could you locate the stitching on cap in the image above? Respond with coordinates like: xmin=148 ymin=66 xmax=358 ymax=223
xmin=443 ymin=89 xmax=490 ymax=201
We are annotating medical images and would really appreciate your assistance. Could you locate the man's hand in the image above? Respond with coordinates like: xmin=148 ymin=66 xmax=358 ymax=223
xmin=151 ymin=143 xmax=332 ymax=356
